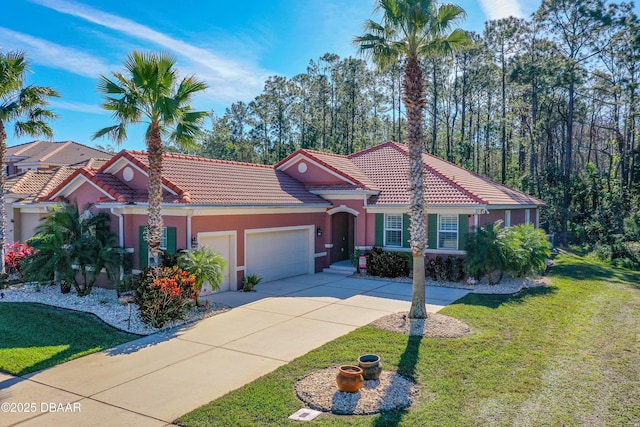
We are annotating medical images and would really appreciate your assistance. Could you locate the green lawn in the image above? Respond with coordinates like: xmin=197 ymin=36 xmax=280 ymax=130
xmin=0 ymin=303 xmax=139 ymax=375
xmin=176 ymin=253 xmax=640 ymax=427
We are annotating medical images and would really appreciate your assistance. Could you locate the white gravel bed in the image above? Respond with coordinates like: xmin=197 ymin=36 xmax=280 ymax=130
xmin=354 ymin=273 xmax=551 ymax=294
xmin=370 ymin=312 xmax=472 ymax=337
xmin=296 ymin=366 xmax=421 ymax=415
xmin=0 ymin=283 xmax=230 ymax=335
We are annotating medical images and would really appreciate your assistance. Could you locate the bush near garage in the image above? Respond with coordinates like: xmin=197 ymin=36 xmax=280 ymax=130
xmin=135 ymin=266 xmax=199 ymax=328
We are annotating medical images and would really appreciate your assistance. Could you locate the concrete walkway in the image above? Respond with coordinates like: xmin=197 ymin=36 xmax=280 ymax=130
xmin=0 ymin=273 xmax=469 ymax=427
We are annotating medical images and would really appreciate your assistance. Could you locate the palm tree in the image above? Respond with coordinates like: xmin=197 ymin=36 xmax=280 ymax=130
xmin=178 ymin=247 xmax=227 ymax=306
xmin=0 ymin=50 xmax=59 ymax=273
xmin=354 ymin=0 xmax=468 ymax=318
xmin=24 ymin=204 xmax=124 ymax=295
xmin=93 ymin=51 xmax=208 ymax=265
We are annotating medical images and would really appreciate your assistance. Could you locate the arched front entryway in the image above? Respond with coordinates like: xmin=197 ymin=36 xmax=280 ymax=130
xmin=331 ymin=212 xmax=355 ymax=263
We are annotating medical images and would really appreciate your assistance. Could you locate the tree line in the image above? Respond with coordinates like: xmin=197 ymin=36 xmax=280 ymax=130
xmin=176 ymin=0 xmax=639 ymax=247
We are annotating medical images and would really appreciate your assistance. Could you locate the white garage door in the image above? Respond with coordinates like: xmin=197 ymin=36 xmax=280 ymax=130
xmin=197 ymin=233 xmax=234 ymax=293
xmin=246 ymin=228 xmax=312 ymax=283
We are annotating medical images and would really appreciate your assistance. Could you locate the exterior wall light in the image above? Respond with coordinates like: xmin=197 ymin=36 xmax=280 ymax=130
xmin=316 ymin=227 xmax=323 ymax=237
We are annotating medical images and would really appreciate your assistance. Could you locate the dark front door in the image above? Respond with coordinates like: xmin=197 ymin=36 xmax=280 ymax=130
xmin=331 ymin=212 xmax=354 ymax=263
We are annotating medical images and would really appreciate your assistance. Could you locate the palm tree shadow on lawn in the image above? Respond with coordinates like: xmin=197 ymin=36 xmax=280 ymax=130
xmin=372 ymin=324 xmax=423 ymax=426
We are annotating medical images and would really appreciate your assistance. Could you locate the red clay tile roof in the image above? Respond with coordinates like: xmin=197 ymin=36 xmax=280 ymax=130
xmin=349 ymin=143 xmax=480 ymax=206
xmin=278 ymin=149 xmax=379 ymax=191
xmin=60 ymin=151 xmax=330 ymax=206
xmin=39 ymin=142 xmax=542 ymax=208
xmin=132 ymin=152 xmax=329 ymax=205
xmin=348 ymin=142 xmax=544 ymax=206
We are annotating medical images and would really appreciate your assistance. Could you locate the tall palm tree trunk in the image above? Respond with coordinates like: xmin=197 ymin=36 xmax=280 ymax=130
xmin=404 ymin=57 xmax=428 ymax=319
xmin=146 ymin=122 xmax=164 ymax=264
xmin=0 ymin=121 xmax=7 ymax=273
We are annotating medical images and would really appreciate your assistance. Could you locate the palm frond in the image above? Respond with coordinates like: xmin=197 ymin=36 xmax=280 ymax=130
xmin=175 ymin=76 xmax=208 ymax=103
xmin=92 ymin=124 xmax=127 ymax=143
xmin=0 ymin=50 xmax=28 ymax=98
xmin=14 ymin=120 xmax=54 ymax=139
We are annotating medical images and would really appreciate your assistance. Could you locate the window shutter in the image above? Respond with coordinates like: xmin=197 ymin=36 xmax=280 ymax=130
xmin=458 ymin=214 xmax=469 ymax=251
xmin=166 ymin=227 xmax=177 ymax=254
xmin=139 ymin=226 xmax=148 ymax=269
xmin=375 ymin=214 xmax=384 ymax=246
xmin=427 ymin=214 xmax=438 ymax=249
xmin=402 ymin=214 xmax=411 ymax=248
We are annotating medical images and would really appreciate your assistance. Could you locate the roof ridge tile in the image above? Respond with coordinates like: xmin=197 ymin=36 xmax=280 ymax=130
xmin=38 ymin=141 xmax=71 ymax=162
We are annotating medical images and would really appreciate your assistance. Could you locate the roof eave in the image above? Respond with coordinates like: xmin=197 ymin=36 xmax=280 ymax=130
xmin=309 ymin=189 xmax=379 ymax=196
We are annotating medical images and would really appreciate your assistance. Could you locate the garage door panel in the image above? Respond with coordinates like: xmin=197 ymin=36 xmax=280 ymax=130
xmin=246 ymin=228 xmax=311 ymax=283
xmin=198 ymin=234 xmax=232 ymax=293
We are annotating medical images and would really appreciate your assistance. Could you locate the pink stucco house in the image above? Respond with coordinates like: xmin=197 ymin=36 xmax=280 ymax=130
xmin=4 ymin=140 xmax=112 ymax=243
xmin=39 ymin=141 xmax=544 ymax=290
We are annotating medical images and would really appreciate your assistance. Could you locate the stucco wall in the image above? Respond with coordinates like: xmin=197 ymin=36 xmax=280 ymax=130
xmin=18 ymin=212 xmax=45 ymax=243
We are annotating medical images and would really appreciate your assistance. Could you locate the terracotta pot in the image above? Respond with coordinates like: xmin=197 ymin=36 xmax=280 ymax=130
xmin=336 ymin=365 xmax=364 ymax=393
xmin=358 ymin=354 xmax=382 ymax=380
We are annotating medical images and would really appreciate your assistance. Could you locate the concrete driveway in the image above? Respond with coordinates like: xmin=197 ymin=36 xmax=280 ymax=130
xmin=0 ymin=273 xmax=469 ymax=427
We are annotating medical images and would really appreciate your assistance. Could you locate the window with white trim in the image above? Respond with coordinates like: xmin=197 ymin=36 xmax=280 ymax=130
xmin=438 ymin=215 xmax=458 ymax=250
xmin=384 ymin=214 xmax=403 ymax=247
xmin=159 ymin=227 xmax=168 ymax=250
xmin=505 ymin=210 xmax=511 ymax=227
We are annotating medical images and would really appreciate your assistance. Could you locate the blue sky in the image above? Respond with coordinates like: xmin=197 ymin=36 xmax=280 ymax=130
xmin=2 ymin=0 xmax=540 ymax=151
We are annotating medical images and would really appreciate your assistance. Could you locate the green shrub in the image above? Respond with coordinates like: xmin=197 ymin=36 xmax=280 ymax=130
xmin=465 ymin=221 xmax=508 ymax=284
xmin=366 ymin=247 xmax=409 ymax=278
xmin=593 ymin=242 xmax=612 ymax=261
xmin=134 ymin=266 xmax=198 ymax=328
xmin=426 ymin=256 xmax=466 ymax=282
xmin=612 ymin=241 xmax=640 ymax=269
xmin=465 ymin=221 xmax=552 ymax=283
xmin=504 ymin=224 xmax=552 ymax=277
xmin=623 ymin=211 xmax=640 ymax=241
xmin=22 ymin=205 xmax=124 ymax=296
xmin=178 ymin=247 xmax=227 ymax=304
xmin=242 ymin=273 xmax=263 ymax=292
xmin=448 ymin=256 xmax=466 ymax=281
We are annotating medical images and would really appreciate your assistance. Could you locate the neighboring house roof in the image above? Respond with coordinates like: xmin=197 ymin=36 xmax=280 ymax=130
xmin=4 ymin=158 xmax=112 ymax=203
xmin=6 ymin=140 xmax=111 ymax=171
xmin=44 ymin=151 xmax=330 ymax=206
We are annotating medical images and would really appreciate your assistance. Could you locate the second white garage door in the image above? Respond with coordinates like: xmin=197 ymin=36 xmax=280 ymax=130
xmin=245 ymin=227 xmax=313 ymax=283
xmin=197 ymin=232 xmax=235 ymax=293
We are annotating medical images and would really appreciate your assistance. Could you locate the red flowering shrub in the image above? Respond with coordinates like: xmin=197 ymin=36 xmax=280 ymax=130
xmin=5 ymin=243 xmax=36 ymax=277
xmin=134 ymin=266 xmax=198 ymax=328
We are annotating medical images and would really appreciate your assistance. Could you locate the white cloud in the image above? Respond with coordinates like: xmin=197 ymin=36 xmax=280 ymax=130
xmin=30 ymin=0 xmax=273 ymax=102
xmin=50 ymin=100 xmax=107 ymax=115
xmin=0 ymin=27 xmax=110 ymax=77
xmin=477 ymin=0 xmax=526 ymax=21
